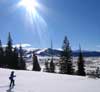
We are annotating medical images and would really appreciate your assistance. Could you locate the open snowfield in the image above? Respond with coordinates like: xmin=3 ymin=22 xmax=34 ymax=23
xmin=0 ymin=68 xmax=100 ymax=92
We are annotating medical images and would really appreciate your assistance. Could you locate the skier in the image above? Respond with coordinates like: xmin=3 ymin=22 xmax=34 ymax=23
xmin=9 ymin=71 xmax=16 ymax=88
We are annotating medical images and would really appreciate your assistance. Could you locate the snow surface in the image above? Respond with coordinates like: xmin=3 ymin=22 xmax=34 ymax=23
xmin=0 ymin=68 xmax=100 ymax=92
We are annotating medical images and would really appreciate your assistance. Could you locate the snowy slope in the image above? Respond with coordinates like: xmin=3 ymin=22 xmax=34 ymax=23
xmin=0 ymin=68 xmax=100 ymax=92
xmin=24 ymin=48 xmax=100 ymax=57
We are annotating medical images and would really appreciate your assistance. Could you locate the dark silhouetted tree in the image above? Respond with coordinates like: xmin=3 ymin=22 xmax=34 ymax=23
xmin=77 ymin=47 xmax=86 ymax=76
xmin=0 ymin=40 xmax=4 ymax=67
xmin=32 ymin=53 xmax=41 ymax=71
xmin=5 ymin=32 xmax=13 ymax=68
xmin=59 ymin=36 xmax=73 ymax=74
xmin=49 ymin=40 xmax=55 ymax=73
xmin=49 ymin=58 xmax=55 ymax=73
xmin=96 ymin=67 xmax=100 ymax=78
xmin=44 ymin=60 xmax=49 ymax=72
xmin=12 ymin=47 xmax=19 ymax=69
xmin=5 ymin=32 xmax=19 ymax=69
xmin=18 ymin=45 xmax=26 ymax=70
xmin=7 ymin=32 xmax=13 ymax=51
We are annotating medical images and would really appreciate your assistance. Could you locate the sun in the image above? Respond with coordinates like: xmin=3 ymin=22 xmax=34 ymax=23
xmin=17 ymin=0 xmax=48 ymax=46
xmin=18 ymin=0 xmax=38 ymax=14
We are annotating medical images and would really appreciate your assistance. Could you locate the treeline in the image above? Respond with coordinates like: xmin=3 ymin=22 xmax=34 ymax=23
xmin=0 ymin=32 xmax=26 ymax=70
xmin=44 ymin=36 xmax=86 ymax=76
xmin=0 ymin=32 xmax=41 ymax=71
xmin=0 ymin=32 xmax=86 ymax=76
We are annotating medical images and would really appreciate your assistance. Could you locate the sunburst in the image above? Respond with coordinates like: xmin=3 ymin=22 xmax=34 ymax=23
xmin=18 ymin=0 xmax=39 ymax=15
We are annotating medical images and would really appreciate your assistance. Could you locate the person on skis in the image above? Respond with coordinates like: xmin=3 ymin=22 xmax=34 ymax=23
xmin=9 ymin=71 xmax=16 ymax=88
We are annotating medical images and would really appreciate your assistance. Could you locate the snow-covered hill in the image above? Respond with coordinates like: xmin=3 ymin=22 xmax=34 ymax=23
xmin=24 ymin=48 xmax=100 ymax=58
xmin=0 ymin=68 xmax=100 ymax=92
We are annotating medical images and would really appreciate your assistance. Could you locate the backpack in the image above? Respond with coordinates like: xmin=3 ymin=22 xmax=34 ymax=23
xmin=9 ymin=76 xmax=11 ymax=80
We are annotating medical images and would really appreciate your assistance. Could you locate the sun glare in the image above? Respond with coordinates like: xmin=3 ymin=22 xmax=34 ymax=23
xmin=17 ymin=0 xmax=49 ymax=47
xmin=18 ymin=0 xmax=38 ymax=14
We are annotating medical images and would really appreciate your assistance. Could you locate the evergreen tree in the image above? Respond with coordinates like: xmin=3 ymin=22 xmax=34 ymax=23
xmin=5 ymin=32 xmax=19 ymax=69
xmin=96 ymin=67 xmax=100 ymax=78
xmin=77 ymin=47 xmax=86 ymax=76
xmin=5 ymin=32 xmax=13 ymax=68
xmin=18 ymin=45 xmax=26 ymax=70
xmin=59 ymin=36 xmax=73 ymax=74
xmin=12 ymin=47 xmax=19 ymax=69
xmin=44 ymin=60 xmax=49 ymax=72
xmin=32 ymin=53 xmax=41 ymax=71
xmin=7 ymin=32 xmax=13 ymax=51
xmin=49 ymin=58 xmax=55 ymax=73
xmin=49 ymin=40 xmax=55 ymax=73
xmin=0 ymin=40 xmax=4 ymax=67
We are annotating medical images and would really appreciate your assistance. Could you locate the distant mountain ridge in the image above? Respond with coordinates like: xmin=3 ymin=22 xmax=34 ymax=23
xmin=24 ymin=48 xmax=100 ymax=57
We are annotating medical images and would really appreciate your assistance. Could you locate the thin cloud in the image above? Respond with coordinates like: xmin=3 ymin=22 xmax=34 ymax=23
xmin=13 ymin=44 xmax=32 ymax=48
xmin=3 ymin=44 xmax=32 ymax=48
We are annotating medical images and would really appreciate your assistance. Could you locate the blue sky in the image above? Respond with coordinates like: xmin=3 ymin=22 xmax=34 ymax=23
xmin=0 ymin=0 xmax=100 ymax=50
